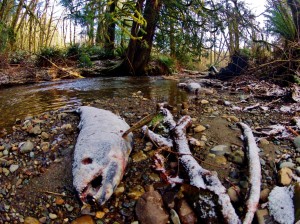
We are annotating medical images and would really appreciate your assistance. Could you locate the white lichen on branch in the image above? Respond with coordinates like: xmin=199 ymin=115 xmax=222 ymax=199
xmin=238 ymin=122 xmax=261 ymax=224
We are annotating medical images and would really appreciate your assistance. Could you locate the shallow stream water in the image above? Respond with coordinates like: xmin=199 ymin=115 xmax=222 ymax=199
xmin=0 ymin=77 xmax=187 ymax=129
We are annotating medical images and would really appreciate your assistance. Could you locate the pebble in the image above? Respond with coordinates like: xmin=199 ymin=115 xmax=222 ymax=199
xmin=296 ymin=158 xmax=300 ymax=164
xmin=259 ymin=138 xmax=269 ymax=146
xmin=194 ymin=125 xmax=206 ymax=133
xmin=279 ymin=161 xmax=296 ymax=169
xmin=260 ymin=158 xmax=266 ymax=166
xmin=127 ymin=185 xmax=145 ymax=200
xmin=256 ymin=209 xmax=270 ymax=224
xmin=55 ymin=197 xmax=65 ymax=205
xmin=24 ymin=217 xmax=39 ymax=224
xmin=39 ymin=217 xmax=47 ymax=223
xmin=209 ymin=145 xmax=229 ymax=156
xmin=176 ymin=199 xmax=197 ymax=224
xmin=95 ymin=211 xmax=105 ymax=219
xmin=294 ymin=136 xmax=300 ymax=148
xmin=71 ymin=215 xmax=95 ymax=224
xmin=201 ymin=99 xmax=209 ymax=104
xmin=49 ymin=213 xmax=57 ymax=219
xmin=65 ymin=204 xmax=74 ymax=212
xmin=30 ymin=125 xmax=41 ymax=135
xmin=135 ymin=191 xmax=168 ymax=224
xmin=40 ymin=142 xmax=50 ymax=152
xmin=9 ymin=164 xmax=19 ymax=173
xmin=278 ymin=167 xmax=293 ymax=185
xmin=114 ymin=185 xmax=125 ymax=197
xmin=143 ymin=142 xmax=153 ymax=152
xmin=41 ymin=132 xmax=49 ymax=140
xmin=19 ymin=140 xmax=34 ymax=153
xmin=260 ymin=188 xmax=271 ymax=203
xmin=3 ymin=168 xmax=9 ymax=176
xmin=132 ymin=151 xmax=148 ymax=163
xmin=170 ymin=209 xmax=181 ymax=224
xmin=227 ymin=186 xmax=240 ymax=203
xmin=228 ymin=150 xmax=245 ymax=165
xmin=215 ymin=156 xmax=227 ymax=165
xmin=296 ymin=167 xmax=300 ymax=176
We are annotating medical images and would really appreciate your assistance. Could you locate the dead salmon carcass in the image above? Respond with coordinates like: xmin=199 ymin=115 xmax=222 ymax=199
xmin=73 ymin=106 xmax=133 ymax=205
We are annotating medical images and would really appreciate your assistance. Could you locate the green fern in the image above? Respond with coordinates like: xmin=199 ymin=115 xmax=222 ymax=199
xmin=266 ymin=2 xmax=296 ymax=40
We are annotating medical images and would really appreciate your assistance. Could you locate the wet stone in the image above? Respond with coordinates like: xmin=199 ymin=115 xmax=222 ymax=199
xmin=294 ymin=136 xmax=300 ymax=148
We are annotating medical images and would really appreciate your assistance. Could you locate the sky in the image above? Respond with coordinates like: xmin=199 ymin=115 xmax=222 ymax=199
xmin=243 ymin=0 xmax=267 ymax=25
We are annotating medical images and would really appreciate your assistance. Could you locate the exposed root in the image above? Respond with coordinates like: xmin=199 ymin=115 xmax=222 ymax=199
xmin=238 ymin=122 xmax=261 ymax=224
xmin=141 ymin=106 xmax=263 ymax=224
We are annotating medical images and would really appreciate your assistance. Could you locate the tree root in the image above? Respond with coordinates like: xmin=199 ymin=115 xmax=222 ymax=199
xmin=142 ymin=105 xmax=262 ymax=224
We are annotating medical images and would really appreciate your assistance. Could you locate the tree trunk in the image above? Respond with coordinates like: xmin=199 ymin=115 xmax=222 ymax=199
xmin=104 ymin=0 xmax=117 ymax=52
xmin=123 ymin=0 xmax=162 ymax=75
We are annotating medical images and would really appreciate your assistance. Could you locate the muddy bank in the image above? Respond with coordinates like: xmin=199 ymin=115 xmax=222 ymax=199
xmin=0 ymin=79 xmax=300 ymax=223
xmin=0 ymin=66 xmax=82 ymax=88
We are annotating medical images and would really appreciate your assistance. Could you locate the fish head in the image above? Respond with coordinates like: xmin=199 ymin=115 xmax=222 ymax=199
xmin=73 ymin=136 xmax=133 ymax=206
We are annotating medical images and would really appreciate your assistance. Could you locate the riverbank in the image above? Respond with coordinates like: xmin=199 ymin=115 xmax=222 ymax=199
xmin=0 ymin=77 xmax=300 ymax=223
xmin=0 ymin=65 xmax=83 ymax=88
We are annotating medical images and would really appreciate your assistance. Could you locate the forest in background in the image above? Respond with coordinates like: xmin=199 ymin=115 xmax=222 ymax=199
xmin=0 ymin=0 xmax=300 ymax=83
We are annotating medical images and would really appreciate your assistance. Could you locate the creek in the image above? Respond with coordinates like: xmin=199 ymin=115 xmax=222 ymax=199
xmin=0 ymin=77 xmax=187 ymax=130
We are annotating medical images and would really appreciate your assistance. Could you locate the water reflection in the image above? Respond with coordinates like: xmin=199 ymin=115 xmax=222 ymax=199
xmin=0 ymin=77 xmax=187 ymax=129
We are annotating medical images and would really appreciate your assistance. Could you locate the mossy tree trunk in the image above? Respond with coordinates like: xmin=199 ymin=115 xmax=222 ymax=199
xmin=118 ymin=0 xmax=162 ymax=75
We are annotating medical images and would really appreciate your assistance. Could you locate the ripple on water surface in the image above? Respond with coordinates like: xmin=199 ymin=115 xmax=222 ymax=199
xmin=0 ymin=77 xmax=187 ymax=129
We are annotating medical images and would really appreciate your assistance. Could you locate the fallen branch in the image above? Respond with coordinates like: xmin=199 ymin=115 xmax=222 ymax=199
xmin=173 ymin=116 xmax=241 ymax=224
xmin=238 ymin=122 xmax=261 ymax=224
xmin=141 ymin=126 xmax=173 ymax=147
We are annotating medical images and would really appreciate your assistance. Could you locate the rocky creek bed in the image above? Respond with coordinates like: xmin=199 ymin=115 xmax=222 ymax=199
xmin=0 ymin=77 xmax=300 ymax=224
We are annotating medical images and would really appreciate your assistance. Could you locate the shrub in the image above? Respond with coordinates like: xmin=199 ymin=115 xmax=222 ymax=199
xmin=36 ymin=46 xmax=65 ymax=67
xmin=78 ymin=53 xmax=92 ymax=67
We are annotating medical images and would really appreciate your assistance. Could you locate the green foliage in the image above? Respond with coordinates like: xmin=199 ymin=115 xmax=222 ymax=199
xmin=266 ymin=2 xmax=296 ymax=41
xmin=0 ymin=22 xmax=14 ymax=53
xmin=36 ymin=46 xmax=65 ymax=66
xmin=9 ymin=50 xmax=28 ymax=64
xmin=115 ymin=46 xmax=126 ymax=57
xmin=157 ymin=55 xmax=174 ymax=69
xmin=78 ymin=53 xmax=93 ymax=67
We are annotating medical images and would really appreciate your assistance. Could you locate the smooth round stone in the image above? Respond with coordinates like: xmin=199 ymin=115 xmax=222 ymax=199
xmin=194 ymin=125 xmax=206 ymax=133
xmin=260 ymin=188 xmax=271 ymax=203
xmin=296 ymin=167 xmax=300 ymax=176
xmin=296 ymin=158 xmax=300 ymax=164
xmin=209 ymin=145 xmax=229 ymax=156
xmin=49 ymin=213 xmax=57 ymax=219
xmin=19 ymin=141 xmax=34 ymax=153
xmin=259 ymin=138 xmax=269 ymax=146
xmin=227 ymin=186 xmax=240 ymax=202
xmin=9 ymin=164 xmax=19 ymax=173
xmin=279 ymin=162 xmax=296 ymax=169
xmin=294 ymin=136 xmax=300 ymax=148
xmin=24 ymin=217 xmax=39 ymax=224
xmin=71 ymin=215 xmax=95 ymax=224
